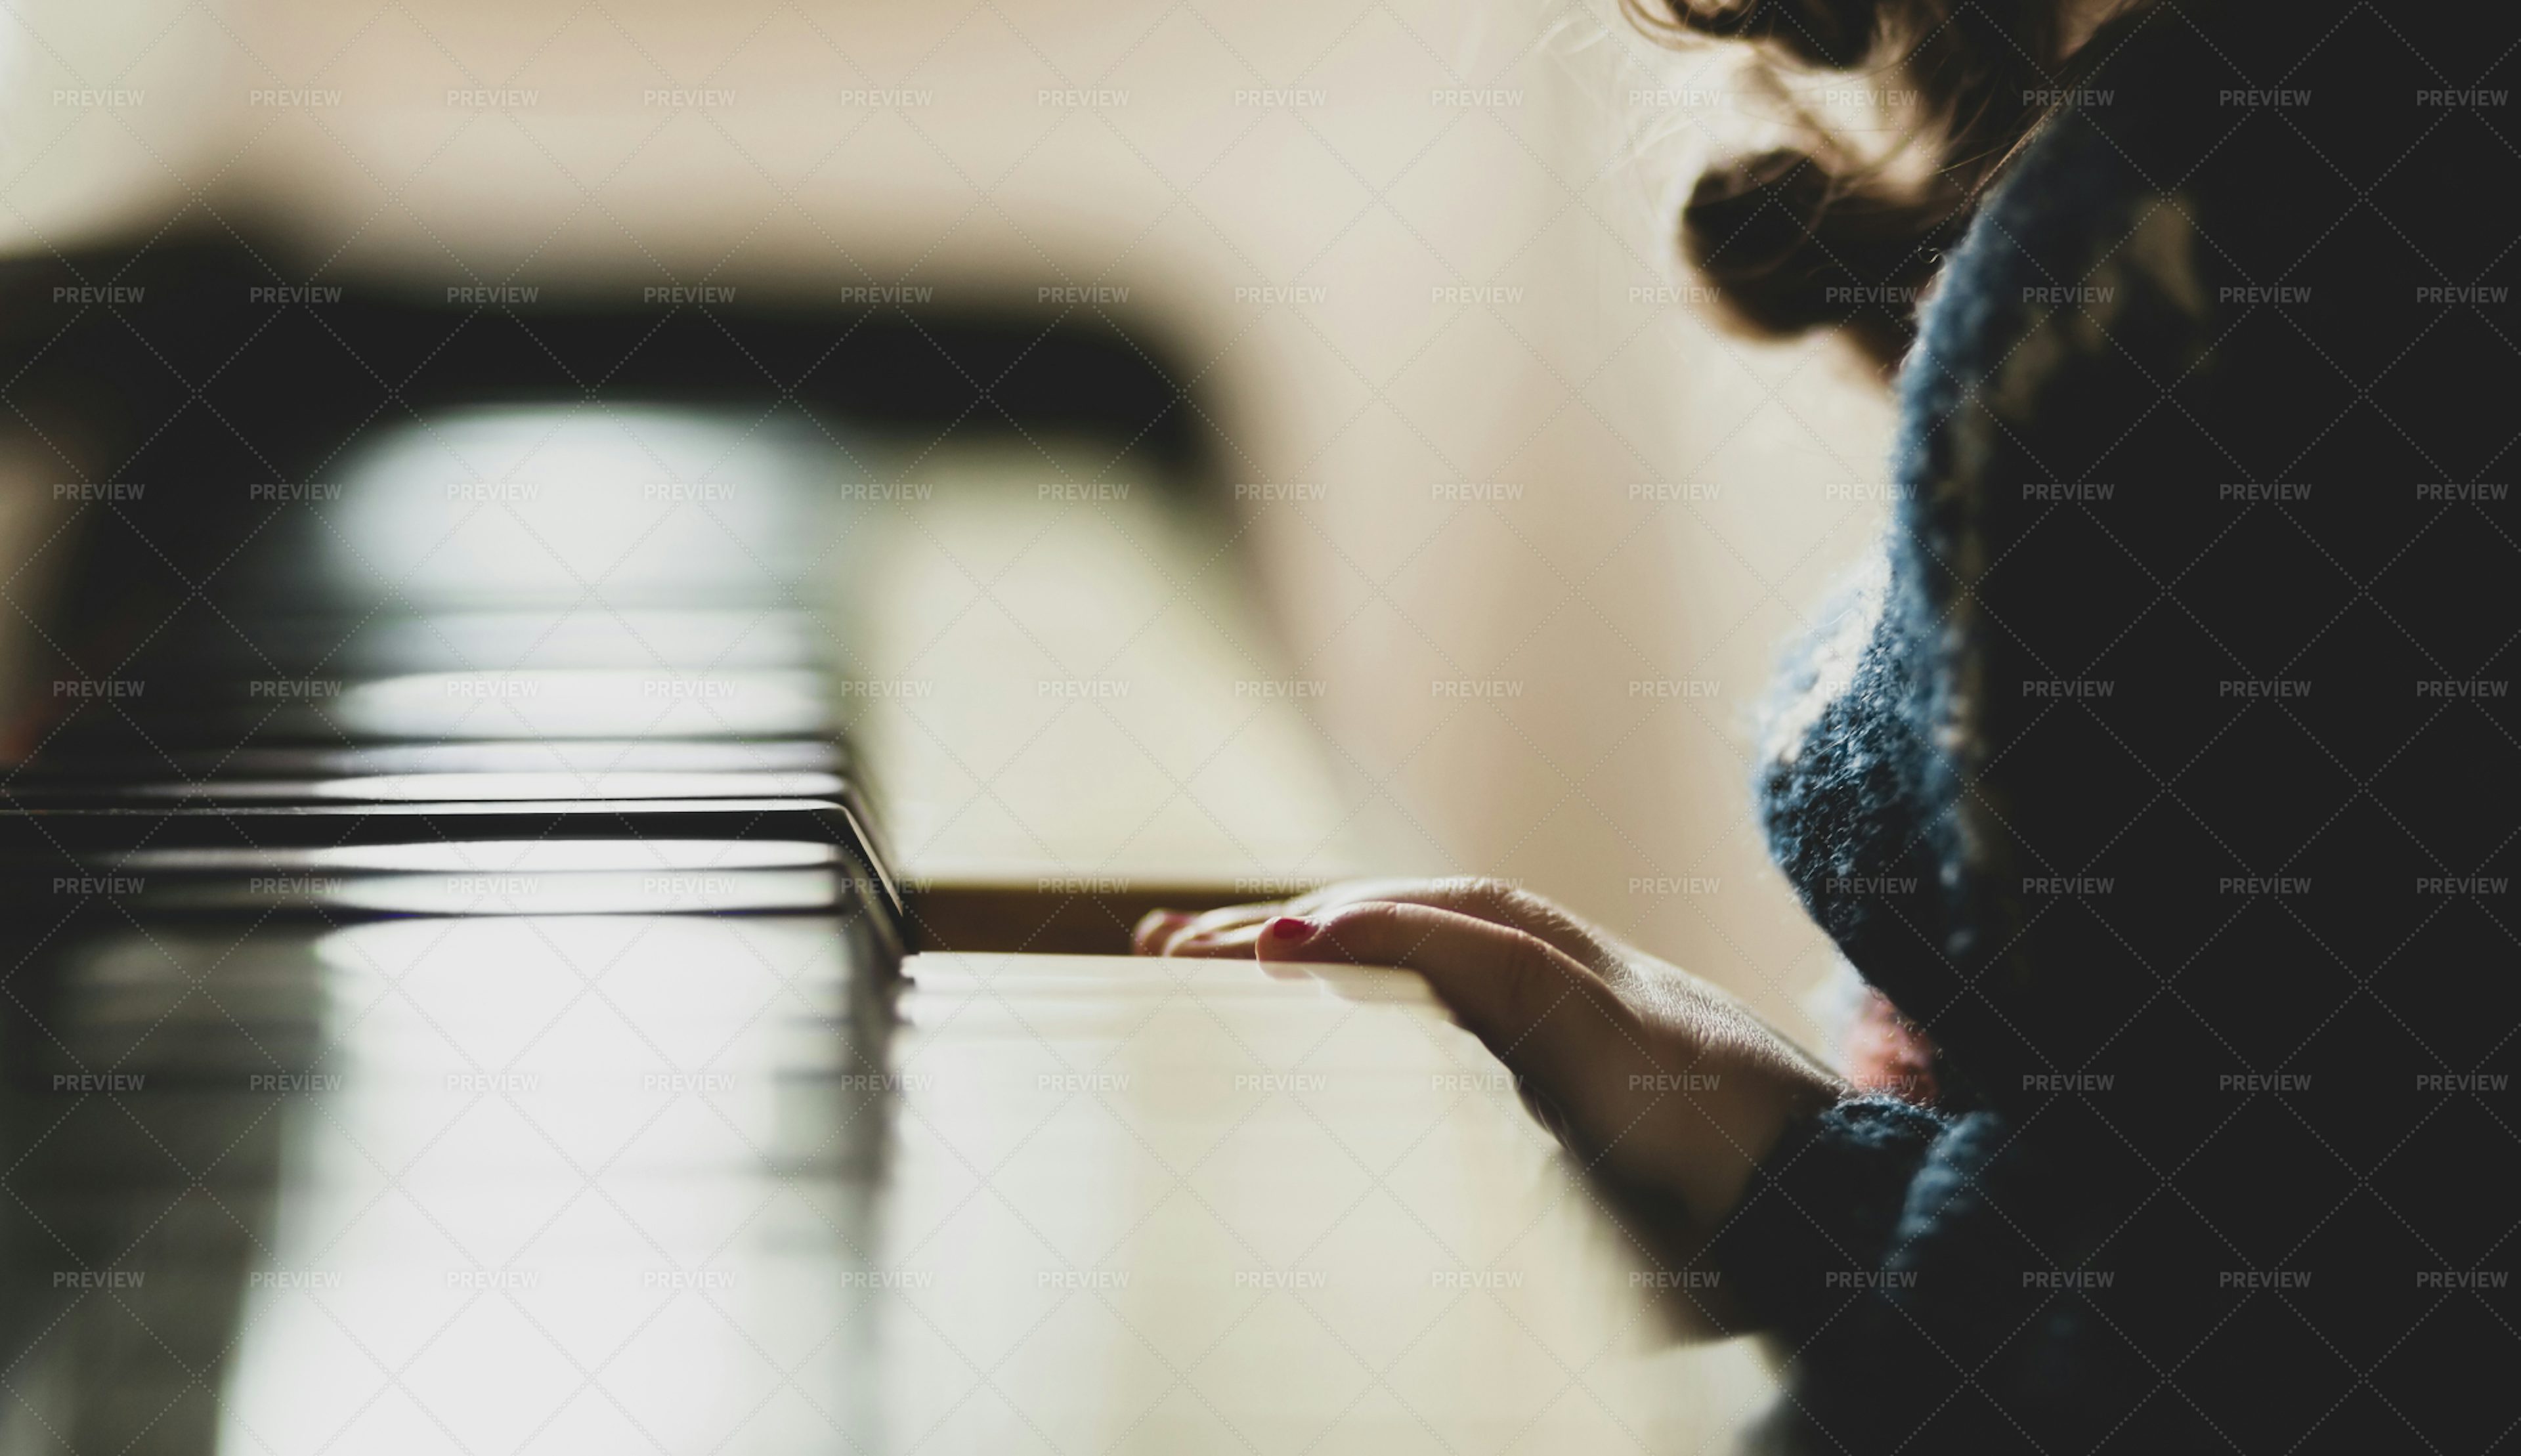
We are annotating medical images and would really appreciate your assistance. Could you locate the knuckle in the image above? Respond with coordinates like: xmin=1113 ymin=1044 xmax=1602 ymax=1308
xmin=1416 ymin=875 xmax=1520 ymax=924
xmin=1320 ymin=899 xmax=1401 ymax=959
xmin=1294 ymin=880 xmax=1379 ymax=915
xmin=1490 ymin=930 xmax=1571 ymax=1031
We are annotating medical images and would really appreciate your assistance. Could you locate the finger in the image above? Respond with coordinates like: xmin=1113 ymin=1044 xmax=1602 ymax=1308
xmin=1256 ymin=902 xmax=1641 ymax=1096
xmin=1142 ymin=878 xmax=1613 ymax=968
xmin=1146 ymin=891 xmax=1316 ymax=955
xmin=1132 ymin=909 xmax=1193 ymax=955
xmin=1153 ymin=886 xmax=1387 ymax=954
xmin=1158 ymin=906 xmax=1272 ymax=956
xmin=1166 ymin=920 xmax=1272 ymax=959
xmin=1301 ymin=878 xmax=1612 ymax=972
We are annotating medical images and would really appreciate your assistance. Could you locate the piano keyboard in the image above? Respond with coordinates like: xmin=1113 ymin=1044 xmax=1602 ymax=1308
xmin=2 ymin=403 xmax=1767 ymax=1451
xmin=2 ymin=404 xmax=908 ymax=1450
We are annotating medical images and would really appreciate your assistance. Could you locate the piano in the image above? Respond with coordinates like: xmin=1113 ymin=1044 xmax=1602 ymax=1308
xmin=1 ymin=238 xmax=1769 ymax=1453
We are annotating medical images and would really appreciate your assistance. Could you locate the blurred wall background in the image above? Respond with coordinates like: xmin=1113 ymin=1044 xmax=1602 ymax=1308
xmin=1 ymin=0 xmax=1898 ymax=1044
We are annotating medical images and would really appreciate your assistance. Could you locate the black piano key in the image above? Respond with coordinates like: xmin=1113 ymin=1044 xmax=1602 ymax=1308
xmin=0 ymin=798 xmax=904 ymax=946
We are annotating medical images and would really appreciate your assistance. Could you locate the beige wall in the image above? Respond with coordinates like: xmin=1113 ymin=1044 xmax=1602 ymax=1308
xmin=2 ymin=0 xmax=1898 ymax=1042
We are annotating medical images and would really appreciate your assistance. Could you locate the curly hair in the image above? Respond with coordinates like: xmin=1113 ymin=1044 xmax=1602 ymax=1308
xmin=1633 ymin=0 xmax=2153 ymax=365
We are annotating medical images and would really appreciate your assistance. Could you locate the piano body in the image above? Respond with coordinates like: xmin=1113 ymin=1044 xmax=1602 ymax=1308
xmin=0 ymin=240 xmax=1772 ymax=1452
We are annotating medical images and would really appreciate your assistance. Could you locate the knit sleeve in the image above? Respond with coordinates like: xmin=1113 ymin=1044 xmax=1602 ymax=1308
xmin=1707 ymin=1095 xmax=1947 ymax=1340
xmin=1717 ymin=1102 xmax=2149 ymax=1453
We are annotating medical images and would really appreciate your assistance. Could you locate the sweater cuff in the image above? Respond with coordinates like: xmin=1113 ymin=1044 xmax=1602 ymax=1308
xmin=1708 ymin=1094 xmax=1947 ymax=1340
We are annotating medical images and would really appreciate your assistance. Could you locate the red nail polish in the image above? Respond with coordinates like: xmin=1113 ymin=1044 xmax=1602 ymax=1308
xmin=1266 ymin=915 xmax=1318 ymax=945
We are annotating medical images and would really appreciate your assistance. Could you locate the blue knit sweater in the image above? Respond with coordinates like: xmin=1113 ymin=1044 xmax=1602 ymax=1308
xmin=1721 ymin=5 xmax=2520 ymax=1450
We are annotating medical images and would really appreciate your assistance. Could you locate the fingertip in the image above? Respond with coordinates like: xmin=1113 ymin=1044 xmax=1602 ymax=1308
xmin=1253 ymin=914 xmax=1320 ymax=959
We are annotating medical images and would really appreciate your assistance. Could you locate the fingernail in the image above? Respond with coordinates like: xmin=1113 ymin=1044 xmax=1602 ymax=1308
xmin=1265 ymin=915 xmax=1318 ymax=945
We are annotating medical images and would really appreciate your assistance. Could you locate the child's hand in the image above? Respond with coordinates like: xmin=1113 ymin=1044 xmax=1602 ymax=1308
xmin=1136 ymin=879 xmax=1847 ymax=1231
